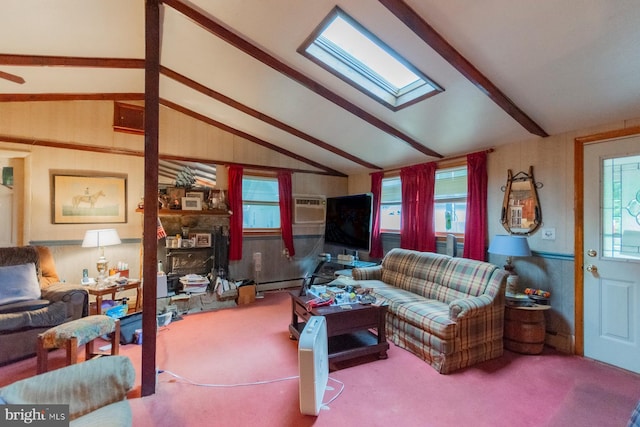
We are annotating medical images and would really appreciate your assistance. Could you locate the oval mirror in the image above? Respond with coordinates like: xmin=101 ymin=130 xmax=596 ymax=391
xmin=500 ymin=166 xmax=542 ymax=235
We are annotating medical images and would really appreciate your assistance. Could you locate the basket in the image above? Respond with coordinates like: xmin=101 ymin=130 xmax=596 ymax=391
xmin=157 ymin=312 xmax=172 ymax=327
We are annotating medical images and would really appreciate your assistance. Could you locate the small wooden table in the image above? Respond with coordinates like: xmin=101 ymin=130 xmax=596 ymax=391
xmin=504 ymin=304 xmax=551 ymax=354
xmin=87 ymin=280 xmax=142 ymax=315
xmin=289 ymin=291 xmax=389 ymax=369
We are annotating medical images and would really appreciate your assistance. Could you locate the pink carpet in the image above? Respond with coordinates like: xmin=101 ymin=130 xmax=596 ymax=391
xmin=2 ymin=290 xmax=639 ymax=426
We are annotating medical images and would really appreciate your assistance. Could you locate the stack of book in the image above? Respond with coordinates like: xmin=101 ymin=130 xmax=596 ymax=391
xmin=180 ymin=274 xmax=209 ymax=294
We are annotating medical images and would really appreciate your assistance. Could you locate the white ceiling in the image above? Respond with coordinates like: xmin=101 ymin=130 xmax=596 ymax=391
xmin=1 ymin=0 xmax=640 ymax=176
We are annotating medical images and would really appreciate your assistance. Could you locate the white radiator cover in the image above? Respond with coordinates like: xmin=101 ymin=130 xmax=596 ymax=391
xmin=298 ymin=316 xmax=328 ymax=416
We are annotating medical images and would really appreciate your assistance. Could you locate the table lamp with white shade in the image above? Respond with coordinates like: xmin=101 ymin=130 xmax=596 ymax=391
xmin=488 ymin=234 xmax=531 ymax=295
xmin=82 ymin=228 xmax=121 ymax=288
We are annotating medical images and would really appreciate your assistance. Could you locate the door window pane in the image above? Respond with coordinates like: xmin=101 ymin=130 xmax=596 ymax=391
xmin=602 ymin=155 xmax=640 ymax=260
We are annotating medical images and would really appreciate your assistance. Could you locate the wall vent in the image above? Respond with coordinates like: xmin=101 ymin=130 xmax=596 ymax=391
xmin=294 ymin=196 xmax=326 ymax=224
xmin=113 ymin=102 xmax=144 ymax=135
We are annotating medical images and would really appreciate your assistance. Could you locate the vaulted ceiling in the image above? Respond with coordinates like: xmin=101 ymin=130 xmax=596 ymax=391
xmin=1 ymin=0 xmax=640 ymax=177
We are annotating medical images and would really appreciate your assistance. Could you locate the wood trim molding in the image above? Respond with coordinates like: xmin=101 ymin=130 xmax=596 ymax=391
xmin=574 ymin=126 xmax=640 ymax=144
xmin=163 ymin=0 xmax=442 ymax=159
xmin=573 ymin=137 xmax=585 ymax=356
xmin=573 ymin=125 xmax=640 ymax=356
xmin=379 ymin=0 xmax=548 ymax=138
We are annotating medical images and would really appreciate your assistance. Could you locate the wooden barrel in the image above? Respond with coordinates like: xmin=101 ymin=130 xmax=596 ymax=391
xmin=504 ymin=306 xmax=546 ymax=354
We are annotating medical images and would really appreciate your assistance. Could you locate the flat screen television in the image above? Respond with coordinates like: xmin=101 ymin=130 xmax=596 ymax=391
xmin=323 ymin=193 xmax=373 ymax=252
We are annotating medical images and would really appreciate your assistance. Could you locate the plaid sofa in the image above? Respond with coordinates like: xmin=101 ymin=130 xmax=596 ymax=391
xmin=352 ymin=248 xmax=507 ymax=374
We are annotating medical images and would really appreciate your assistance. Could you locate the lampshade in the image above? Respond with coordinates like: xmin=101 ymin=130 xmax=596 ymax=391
xmin=82 ymin=229 xmax=121 ymax=248
xmin=488 ymin=235 xmax=531 ymax=295
xmin=488 ymin=235 xmax=531 ymax=257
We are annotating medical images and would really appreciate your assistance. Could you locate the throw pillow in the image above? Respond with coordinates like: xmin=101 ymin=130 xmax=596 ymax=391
xmin=0 ymin=263 xmax=41 ymax=306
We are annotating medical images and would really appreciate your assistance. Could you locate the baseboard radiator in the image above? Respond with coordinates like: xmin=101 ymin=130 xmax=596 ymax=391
xmin=256 ymin=279 xmax=303 ymax=292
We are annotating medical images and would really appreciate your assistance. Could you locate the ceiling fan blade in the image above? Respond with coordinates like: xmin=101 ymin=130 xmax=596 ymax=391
xmin=0 ymin=70 xmax=25 ymax=84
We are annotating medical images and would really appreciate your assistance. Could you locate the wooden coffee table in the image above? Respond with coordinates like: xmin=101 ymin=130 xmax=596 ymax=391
xmin=289 ymin=291 xmax=389 ymax=368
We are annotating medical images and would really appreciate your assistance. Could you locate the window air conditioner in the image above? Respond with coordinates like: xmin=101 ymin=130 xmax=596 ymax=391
xmin=294 ymin=196 xmax=326 ymax=224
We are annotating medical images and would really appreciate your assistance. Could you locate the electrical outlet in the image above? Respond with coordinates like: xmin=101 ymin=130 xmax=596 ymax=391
xmin=542 ymin=228 xmax=556 ymax=240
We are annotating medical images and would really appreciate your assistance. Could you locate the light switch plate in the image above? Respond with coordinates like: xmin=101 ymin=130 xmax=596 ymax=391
xmin=542 ymin=228 xmax=556 ymax=240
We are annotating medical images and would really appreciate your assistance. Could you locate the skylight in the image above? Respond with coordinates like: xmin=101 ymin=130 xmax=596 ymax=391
xmin=299 ymin=7 xmax=442 ymax=110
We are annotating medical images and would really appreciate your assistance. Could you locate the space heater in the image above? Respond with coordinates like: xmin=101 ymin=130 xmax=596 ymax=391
xmin=298 ymin=316 xmax=329 ymax=416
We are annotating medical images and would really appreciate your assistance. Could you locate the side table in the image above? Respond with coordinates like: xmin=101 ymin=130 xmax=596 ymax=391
xmin=87 ymin=280 xmax=142 ymax=315
xmin=504 ymin=304 xmax=551 ymax=354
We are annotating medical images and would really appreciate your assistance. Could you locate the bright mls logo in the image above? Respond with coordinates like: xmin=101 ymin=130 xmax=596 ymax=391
xmin=1 ymin=405 xmax=68 ymax=426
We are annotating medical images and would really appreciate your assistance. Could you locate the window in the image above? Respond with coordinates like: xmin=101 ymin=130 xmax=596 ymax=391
xmin=379 ymin=166 xmax=468 ymax=234
xmin=299 ymin=7 xmax=443 ymax=111
xmin=242 ymin=176 xmax=280 ymax=230
xmin=434 ymin=167 xmax=467 ymax=234
xmin=380 ymin=176 xmax=402 ymax=231
xmin=602 ymin=154 xmax=640 ymax=260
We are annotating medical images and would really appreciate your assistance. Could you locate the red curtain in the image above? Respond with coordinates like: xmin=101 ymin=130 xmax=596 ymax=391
xmin=462 ymin=151 xmax=488 ymax=260
xmin=369 ymin=172 xmax=384 ymax=259
xmin=277 ymin=171 xmax=295 ymax=257
xmin=400 ymin=162 xmax=436 ymax=252
xmin=228 ymin=165 xmax=243 ymax=261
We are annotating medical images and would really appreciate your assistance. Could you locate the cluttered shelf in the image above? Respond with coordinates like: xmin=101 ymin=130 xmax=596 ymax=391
xmin=136 ymin=208 xmax=229 ymax=216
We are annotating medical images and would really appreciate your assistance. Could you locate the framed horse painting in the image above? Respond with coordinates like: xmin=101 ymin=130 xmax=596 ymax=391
xmin=51 ymin=171 xmax=127 ymax=224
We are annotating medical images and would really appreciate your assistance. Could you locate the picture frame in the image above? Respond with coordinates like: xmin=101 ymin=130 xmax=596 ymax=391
xmin=51 ymin=171 xmax=127 ymax=224
xmin=166 ymin=187 xmax=186 ymax=202
xmin=185 ymin=189 xmax=206 ymax=202
xmin=191 ymin=233 xmax=212 ymax=248
xmin=181 ymin=196 xmax=202 ymax=211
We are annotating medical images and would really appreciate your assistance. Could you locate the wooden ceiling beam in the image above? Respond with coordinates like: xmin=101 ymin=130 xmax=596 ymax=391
xmin=0 ymin=91 xmax=345 ymax=176
xmin=161 ymin=66 xmax=381 ymax=170
xmin=379 ymin=0 xmax=548 ymax=137
xmin=0 ymin=54 xmax=144 ymax=68
xmin=0 ymin=53 xmax=370 ymax=172
xmin=0 ymin=134 xmax=332 ymax=176
xmin=0 ymin=70 xmax=25 ymax=84
xmin=0 ymin=93 xmax=143 ymax=102
xmin=159 ymin=99 xmax=347 ymax=177
xmin=163 ymin=0 xmax=443 ymax=158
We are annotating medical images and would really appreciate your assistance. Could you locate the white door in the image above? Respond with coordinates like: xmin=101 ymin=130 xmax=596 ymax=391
xmin=583 ymin=135 xmax=640 ymax=373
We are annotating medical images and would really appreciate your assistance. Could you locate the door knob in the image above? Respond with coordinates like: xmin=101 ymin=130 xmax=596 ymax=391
xmin=586 ymin=264 xmax=598 ymax=273
xmin=587 ymin=249 xmax=597 ymax=257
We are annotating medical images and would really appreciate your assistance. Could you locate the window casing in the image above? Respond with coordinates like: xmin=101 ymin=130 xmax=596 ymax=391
xmin=242 ymin=176 xmax=280 ymax=231
xmin=379 ymin=166 xmax=468 ymax=235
